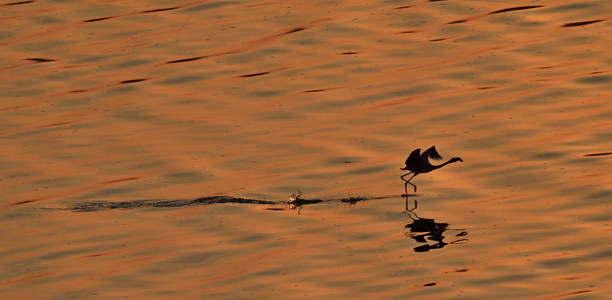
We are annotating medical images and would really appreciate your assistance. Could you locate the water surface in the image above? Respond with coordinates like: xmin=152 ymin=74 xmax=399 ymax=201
xmin=1 ymin=0 xmax=611 ymax=299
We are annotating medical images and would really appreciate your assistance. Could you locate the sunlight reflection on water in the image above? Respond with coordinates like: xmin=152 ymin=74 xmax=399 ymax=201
xmin=1 ymin=0 xmax=611 ymax=299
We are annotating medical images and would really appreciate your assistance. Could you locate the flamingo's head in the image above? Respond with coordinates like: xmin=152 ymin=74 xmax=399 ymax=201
xmin=450 ymin=157 xmax=463 ymax=163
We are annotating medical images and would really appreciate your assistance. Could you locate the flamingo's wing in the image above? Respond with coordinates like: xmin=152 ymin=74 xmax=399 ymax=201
xmin=422 ymin=146 xmax=443 ymax=160
xmin=405 ymin=148 xmax=421 ymax=165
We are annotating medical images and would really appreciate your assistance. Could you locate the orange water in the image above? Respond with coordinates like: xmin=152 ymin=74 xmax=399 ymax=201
xmin=1 ymin=1 xmax=611 ymax=299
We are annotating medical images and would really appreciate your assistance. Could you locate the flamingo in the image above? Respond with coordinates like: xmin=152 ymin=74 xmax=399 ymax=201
xmin=401 ymin=146 xmax=462 ymax=194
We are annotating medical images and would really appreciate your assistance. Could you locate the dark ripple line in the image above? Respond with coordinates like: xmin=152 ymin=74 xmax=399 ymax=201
xmin=166 ymin=51 xmax=236 ymax=64
xmin=26 ymin=58 xmax=55 ymax=63
xmin=141 ymin=7 xmax=179 ymax=13
xmin=562 ymin=20 xmax=604 ymax=27
xmin=4 ymin=0 xmax=34 ymax=6
xmin=120 ymin=78 xmax=148 ymax=84
xmin=489 ymin=5 xmax=542 ymax=15
xmin=585 ymin=152 xmax=612 ymax=157
xmin=281 ymin=27 xmax=305 ymax=35
xmin=83 ymin=16 xmax=114 ymax=23
xmin=240 ymin=71 xmax=270 ymax=78
xmin=166 ymin=56 xmax=205 ymax=64
xmin=13 ymin=199 xmax=37 ymax=206
xmin=564 ymin=290 xmax=591 ymax=296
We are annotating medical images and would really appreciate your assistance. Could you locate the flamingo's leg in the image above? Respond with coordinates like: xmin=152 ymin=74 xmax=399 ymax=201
xmin=401 ymin=172 xmax=415 ymax=196
xmin=408 ymin=181 xmax=417 ymax=193
xmin=408 ymin=182 xmax=416 ymax=193
xmin=404 ymin=173 xmax=418 ymax=194
xmin=400 ymin=172 xmax=413 ymax=181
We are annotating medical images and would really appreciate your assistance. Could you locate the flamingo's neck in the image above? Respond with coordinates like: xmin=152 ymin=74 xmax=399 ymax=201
xmin=433 ymin=157 xmax=461 ymax=169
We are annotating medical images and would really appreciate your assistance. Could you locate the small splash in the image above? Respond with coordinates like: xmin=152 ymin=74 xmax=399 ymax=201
xmin=288 ymin=190 xmax=304 ymax=203
xmin=340 ymin=195 xmax=367 ymax=207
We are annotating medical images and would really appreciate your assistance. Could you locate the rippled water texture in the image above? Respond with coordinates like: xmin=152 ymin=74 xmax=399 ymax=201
xmin=1 ymin=0 xmax=611 ymax=299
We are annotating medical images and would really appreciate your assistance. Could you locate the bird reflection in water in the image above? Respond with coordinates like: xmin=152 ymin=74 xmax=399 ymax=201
xmin=403 ymin=194 xmax=468 ymax=252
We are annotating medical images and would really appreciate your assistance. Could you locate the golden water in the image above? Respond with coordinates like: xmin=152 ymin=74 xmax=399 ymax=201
xmin=1 ymin=0 xmax=611 ymax=298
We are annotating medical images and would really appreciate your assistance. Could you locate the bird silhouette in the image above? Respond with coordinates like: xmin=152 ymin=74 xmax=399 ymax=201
xmin=401 ymin=146 xmax=462 ymax=194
